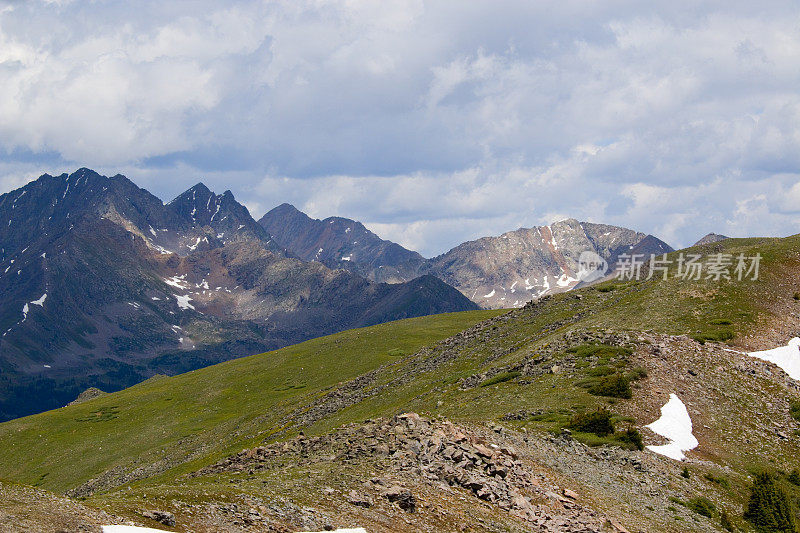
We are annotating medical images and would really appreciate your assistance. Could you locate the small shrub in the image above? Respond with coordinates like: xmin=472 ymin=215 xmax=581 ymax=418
xmin=710 ymin=319 xmax=733 ymax=325
xmin=681 ymin=466 xmax=691 ymax=479
xmin=588 ymin=374 xmax=632 ymax=399
xmin=720 ymin=509 xmax=734 ymax=531
xmin=387 ymin=348 xmax=405 ymax=356
xmin=790 ymin=402 xmax=800 ymax=422
xmin=794 ymin=292 xmax=800 ymax=301
xmin=617 ymin=428 xmax=644 ymax=450
xmin=628 ymin=366 xmax=648 ymax=381
xmin=569 ymin=408 xmax=615 ymax=437
xmin=597 ymin=284 xmax=617 ymax=293
xmin=566 ymin=343 xmax=632 ymax=359
xmin=745 ymin=472 xmax=797 ymax=532
xmin=705 ymin=473 xmax=731 ymax=490
xmin=787 ymin=469 xmax=800 ymax=487
xmin=693 ymin=330 xmax=735 ymax=344
xmin=686 ymin=496 xmax=716 ymax=518
xmin=587 ymin=365 xmax=615 ymax=377
xmin=480 ymin=371 xmax=521 ymax=387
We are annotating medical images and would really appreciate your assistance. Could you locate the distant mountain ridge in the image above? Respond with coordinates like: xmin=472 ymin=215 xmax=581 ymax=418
xmin=259 ymin=203 xmax=426 ymax=283
xmin=0 ymin=169 xmax=477 ymax=420
xmin=259 ymin=205 xmax=673 ymax=309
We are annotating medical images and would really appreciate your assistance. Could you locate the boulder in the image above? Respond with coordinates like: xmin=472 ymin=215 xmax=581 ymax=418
xmin=142 ymin=509 xmax=176 ymax=527
xmin=383 ymin=485 xmax=416 ymax=512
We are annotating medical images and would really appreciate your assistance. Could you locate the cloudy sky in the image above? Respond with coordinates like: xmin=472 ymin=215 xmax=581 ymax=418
xmin=1 ymin=0 xmax=798 ymax=256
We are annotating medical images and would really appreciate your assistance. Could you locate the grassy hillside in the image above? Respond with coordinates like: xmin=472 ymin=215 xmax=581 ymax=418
xmin=0 ymin=310 xmax=502 ymax=494
xmin=2 ymin=235 xmax=800 ymax=531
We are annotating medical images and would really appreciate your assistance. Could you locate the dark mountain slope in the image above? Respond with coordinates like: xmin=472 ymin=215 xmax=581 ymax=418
xmin=0 ymin=169 xmax=476 ymax=420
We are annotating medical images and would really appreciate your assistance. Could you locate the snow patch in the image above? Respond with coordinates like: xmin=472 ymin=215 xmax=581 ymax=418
xmin=645 ymin=394 xmax=698 ymax=461
xmin=748 ymin=338 xmax=800 ymax=380
xmin=103 ymin=525 xmax=173 ymax=532
xmin=164 ymin=275 xmax=189 ymax=289
xmin=30 ymin=293 xmax=47 ymax=306
xmin=341 ymin=255 xmax=351 ymax=261
xmin=483 ymin=289 xmax=496 ymax=298
xmin=187 ymin=236 xmax=203 ymax=251
xmin=556 ymin=274 xmax=578 ymax=288
xmin=537 ymin=276 xmax=551 ymax=297
xmin=174 ymin=294 xmax=195 ymax=310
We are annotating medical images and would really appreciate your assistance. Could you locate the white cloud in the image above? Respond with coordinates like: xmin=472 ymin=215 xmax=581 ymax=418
xmin=0 ymin=0 xmax=799 ymax=254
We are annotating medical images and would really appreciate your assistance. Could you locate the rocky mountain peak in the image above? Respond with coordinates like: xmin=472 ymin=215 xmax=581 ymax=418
xmin=168 ymin=182 xmax=218 ymax=225
xmin=259 ymin=205 xmax=425 ymax=283
xmin=693 ymin=233 xmax=729 ymax=247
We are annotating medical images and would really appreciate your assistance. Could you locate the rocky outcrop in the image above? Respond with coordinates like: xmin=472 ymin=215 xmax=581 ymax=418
xmin=196 ymin=413 xmax=609 ymax=532
xmin=142 ymin=509 xmax=176 ymax=526
xmin=692 ymin=233 xmax=729 ymax=247
xmin=66 ymin=387 xmax=106 ymax=406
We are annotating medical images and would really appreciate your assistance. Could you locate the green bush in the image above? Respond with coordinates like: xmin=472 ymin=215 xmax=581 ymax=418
xmin=744 ymin=472 xmax=797 ymax=532
xmin=566 ymin=343 xmax=632 ymax=359
xmin=617 ymin=428 xmax=644 ymax=451
xmin=721 ymin=509 xmax=734 ymax=531
xmin=705 ymin=473 xmax=731 ymax=489
xmin=693 ymin=330 xmax=735 ymax=344
xmin=588 ymin=374 xmax=632 ymax=398
xmin=387 ymin=348 xmax=405 ymax=356
xmin=790 ymin=402 xmax=800 ymax=422
xmin=586 ymin=365 xmax=616 ymax=377
xmin=628 ymin=366 xmax=648 ymax=381
xmin=597 ymin=284 xmax=617 ymax=293
xmin=687 ymin=496 xmax=716 ymax=518
xmin=569 ymin=409 xmax=615 ymax=437
xmin=480 ymin=371 xmax=521 ymax=387
xmin=787 ymin=470 xmax=800 ymax=487
xmin=793 ymin=292 xmax=800 ymax=301
xmin=681 ymin=466 xmax=691 ymax=479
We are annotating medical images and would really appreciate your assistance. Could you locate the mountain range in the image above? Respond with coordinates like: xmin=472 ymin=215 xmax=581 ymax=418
xmin=260 ymin=204 xmax=673 ymax=308
xmin=0 ymin=169 xmax=476 ymax=420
